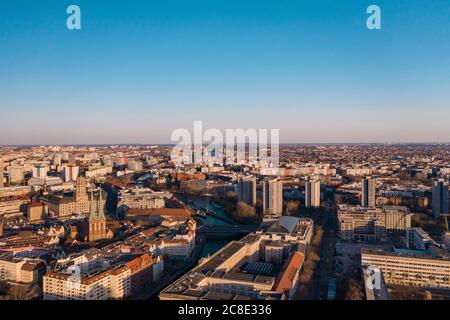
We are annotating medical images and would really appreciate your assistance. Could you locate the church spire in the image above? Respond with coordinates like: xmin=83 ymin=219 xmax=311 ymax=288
xmin=89 ymin=190 xmax=96 ymax=219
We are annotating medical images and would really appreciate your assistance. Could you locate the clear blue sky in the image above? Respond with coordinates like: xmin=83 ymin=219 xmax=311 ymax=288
xmin=0 ymin=0 xmax=449 ymax=144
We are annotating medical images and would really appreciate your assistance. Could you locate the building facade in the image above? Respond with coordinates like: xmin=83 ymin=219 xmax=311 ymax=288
xmin=432 ymin=179 xmax=449 ymax=219
xmin=362 ymin=177 xmax=376 ymax=207
xmin=263 ymin=178 xmax=283 ymax=216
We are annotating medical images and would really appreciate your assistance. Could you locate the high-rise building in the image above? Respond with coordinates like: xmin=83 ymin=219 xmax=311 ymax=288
xmin=263 ymin=178 xmax=283 ymax=216
xmin=237 ymin=175 xmax=256 ymax=206
xmin=432 ymin=179 xmax=449 ymax=219
xmin=32 ymin=164 xmax=47 ymax=179
xmin=361 ymin=177 xmax=376 ymax=207
xmin=63 ymin=164 xmax=79 ymax=182
xmin=305 ymin=177 xmax=321 ymax=208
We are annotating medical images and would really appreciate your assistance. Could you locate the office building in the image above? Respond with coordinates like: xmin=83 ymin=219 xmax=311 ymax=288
xmin=337 ymin=205 xmax=413 ymax=242
xmin=361 ymin=248 xmax=450 ymax=289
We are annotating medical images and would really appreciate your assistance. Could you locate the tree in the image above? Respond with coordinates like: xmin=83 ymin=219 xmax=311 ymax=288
xmin=226 ymin=191 xmax=237 ymax=200
xmin=236 ymin=201 xmax=256 ymax=218
xmin=0 ymin=284 xmax=40 ymax=300
xmin=344 ymin=278 xmax=364 ymax=300
xmin=232 ymin=201 xmax=258 ymax=224
xmin=311 ymin=226 xmax=324 ymax=248
xmin=285 ymin=201 xmax=300 ymax=216
xmin=0 ymin=280 xmax=9 ymax=295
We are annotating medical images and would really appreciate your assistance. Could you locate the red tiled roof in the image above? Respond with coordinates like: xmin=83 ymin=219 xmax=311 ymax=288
xmin=273 ymin=251 xmax=304 ymax=294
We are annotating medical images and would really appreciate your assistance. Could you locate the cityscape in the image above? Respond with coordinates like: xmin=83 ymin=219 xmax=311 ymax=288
xmin=0 ymin=0 xmax=449 ymax=307
xmin=0 ymin=143 xmax=449 ymax=300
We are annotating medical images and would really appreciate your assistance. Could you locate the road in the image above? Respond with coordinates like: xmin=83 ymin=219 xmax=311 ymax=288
xmin=316 ymin=205 xmax=339 ymax=300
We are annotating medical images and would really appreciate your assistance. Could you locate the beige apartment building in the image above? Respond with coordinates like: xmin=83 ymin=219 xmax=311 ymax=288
xmin=44 ymin=266 xmax=131 ymax=300
xmin=41 ymin=178 xmax=105 ymax=217
xmin=0 ymin=254 xmax=43 ymax=284
xmin=0 ymin=196 xmax=30 ymax=219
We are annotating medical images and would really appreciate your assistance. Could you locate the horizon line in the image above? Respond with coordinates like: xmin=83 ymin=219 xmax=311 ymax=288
xmin=1 ymin=142 xmax=450 ymax=147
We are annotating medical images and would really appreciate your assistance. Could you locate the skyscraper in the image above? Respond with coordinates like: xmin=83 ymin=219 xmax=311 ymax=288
xmin=361 ymin=177 xmax=376 ymax=207
xmin=432 ymin=179 xmax=449 ymax=219
xmin=262 ymin=178 xmax=283 ymax=217
xmin=237 ymin=175 xmax=257 ymax=206
xmin=305 ymin=177 xmax=321 ymax=208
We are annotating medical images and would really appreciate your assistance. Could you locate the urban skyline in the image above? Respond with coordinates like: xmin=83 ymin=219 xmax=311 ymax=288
xmin=0 ymin=0 xmax=450 ymax=305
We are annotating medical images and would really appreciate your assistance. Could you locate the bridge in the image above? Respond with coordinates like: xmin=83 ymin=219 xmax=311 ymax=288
xmin=197 ymin=224 xmax=260 ymax=236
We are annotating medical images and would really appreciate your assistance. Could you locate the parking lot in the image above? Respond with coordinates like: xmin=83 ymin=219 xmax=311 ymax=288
xmin=333 ymin=242 xmax=393 ymax=274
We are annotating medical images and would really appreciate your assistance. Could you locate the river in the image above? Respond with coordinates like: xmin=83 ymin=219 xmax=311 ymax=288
xmin=175 ymin=193 xmax=242 ymax=259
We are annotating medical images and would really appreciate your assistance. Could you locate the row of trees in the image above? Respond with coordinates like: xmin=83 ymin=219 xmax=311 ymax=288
xmin=296 ymin=226 xmax=324 ymax=299
xmin=0 ymin=281 xmax=41 ymax=300
xmin=335 ymin=267 xmax=365 ymax=300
